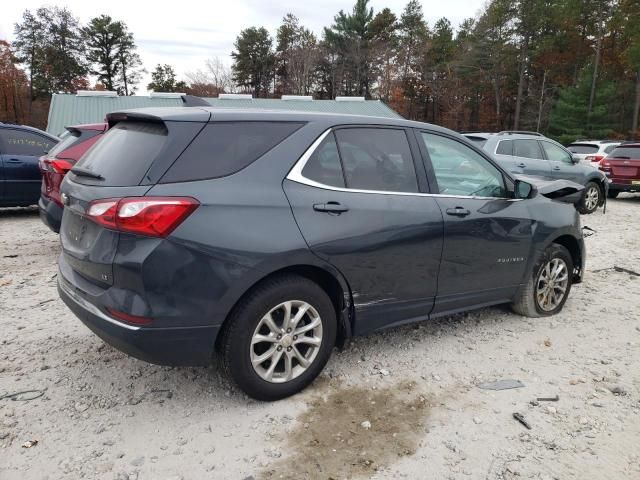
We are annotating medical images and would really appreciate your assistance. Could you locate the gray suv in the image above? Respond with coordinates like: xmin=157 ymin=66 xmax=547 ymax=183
xmin=464 ymin=132 xmax=608 ymax=214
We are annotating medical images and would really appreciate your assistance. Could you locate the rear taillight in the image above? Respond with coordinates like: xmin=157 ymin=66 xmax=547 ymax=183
xmin=86 ymin=197 xmax=199 ymax=237
xmin=586 ymin=155 xmax=603 ymax=162
xmin=41 ymin=158 xmax=73 ymax=173
xmin=599 ymin=159 xmax=611 ymax=172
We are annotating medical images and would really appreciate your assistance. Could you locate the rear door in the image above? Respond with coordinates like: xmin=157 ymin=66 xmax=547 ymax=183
xmin=0 ymin=128 xmax=56 ymax=204
xmin=284 ymin=126 xmax=443 ymax=334
xmin=510 ymin=138 xmax=552 ymax=178
xmin=417 ymin=131 xmax=533 ymax=314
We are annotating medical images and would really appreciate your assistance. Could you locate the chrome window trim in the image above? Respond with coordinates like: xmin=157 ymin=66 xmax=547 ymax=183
xmin=287 ymin=128 xmax=521 ymax=202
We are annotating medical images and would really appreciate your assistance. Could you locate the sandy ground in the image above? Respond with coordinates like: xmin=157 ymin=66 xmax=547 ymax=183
xmin=1 ymin=196 xmax=639 ymax=480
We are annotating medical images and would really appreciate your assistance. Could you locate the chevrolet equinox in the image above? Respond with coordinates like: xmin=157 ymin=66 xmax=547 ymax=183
xmin=57 ymin=108 xmax=586 ymax=400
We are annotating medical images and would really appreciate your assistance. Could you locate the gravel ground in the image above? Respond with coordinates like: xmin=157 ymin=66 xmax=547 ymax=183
xmin=1 ymin=196 xmax=639 ymax=480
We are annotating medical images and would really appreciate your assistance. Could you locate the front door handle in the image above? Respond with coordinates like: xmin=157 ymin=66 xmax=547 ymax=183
xmin=517 ymin=162 xmax=527 ymax=168
xmin=446 ymin=207 xmax=471 ymax=217
xmin=7 ymin=158 xmax=21 ymax=163
xmin=553 ymin=166 xmax=561 ymax=171
xmin=313 ymin=202 xmax=349 ymax=214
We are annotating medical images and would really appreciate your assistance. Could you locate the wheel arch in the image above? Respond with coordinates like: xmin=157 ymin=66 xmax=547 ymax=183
xmin=549 ymin=234 xmax=584 ymax=283
xmin=215 ymin=263 xmax=354 ymax=351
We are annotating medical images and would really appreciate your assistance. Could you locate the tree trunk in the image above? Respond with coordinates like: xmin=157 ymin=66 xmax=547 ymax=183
xmin=536 ymin=70 xmax=547 ymax=133
xmin=633 ymin=69 xmax=640 ymax=140
xmin=493 ymin=77 xmax=501 ymax=130
xmin=513 ymin=35 xmax=528 ymax=131
xmin=588 ymin=22 xmax=604 ymax=121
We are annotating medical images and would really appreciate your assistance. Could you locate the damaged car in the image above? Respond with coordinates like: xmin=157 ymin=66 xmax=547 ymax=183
xmin=57 ymin=109 xmax=586 ymax=400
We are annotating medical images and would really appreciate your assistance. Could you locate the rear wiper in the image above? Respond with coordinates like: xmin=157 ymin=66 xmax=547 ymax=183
xmin=70 ymin=166 xmax=104 ymax=180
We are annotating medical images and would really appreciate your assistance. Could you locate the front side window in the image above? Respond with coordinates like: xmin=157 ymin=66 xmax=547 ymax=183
xmin=513 ymin=139 xmax=544 ymax=160
xmin=334 ymin=128 xmax=418 ymax=193
xmin=420 ymin=132 xmax=507 ymax=198
xmin=0 ymin=129 xmax=57 ymax=156
xmin=301 ymin=134 xmax=345 ymax=188
xmin=541 ymin=141 xmax=572 ymax=163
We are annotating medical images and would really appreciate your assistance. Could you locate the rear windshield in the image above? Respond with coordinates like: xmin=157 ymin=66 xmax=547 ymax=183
xmin=160 ymin=122 xmax=303 ymax=183
xmin=608 ymin=146 xmax=640 ymax=159
xmin=47 ymin=130 xmax=79 ymax=157
xmin=567 ymin=144 xmax=599 ymax=154
xmin=73 ymin=121 xmax=167 ymax=186
xmin=464 ymin=136 xmax=488 ymax=147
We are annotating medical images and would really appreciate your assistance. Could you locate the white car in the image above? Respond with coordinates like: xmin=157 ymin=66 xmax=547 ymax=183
xmin=567 ymin=140 xmax=621 ymax=163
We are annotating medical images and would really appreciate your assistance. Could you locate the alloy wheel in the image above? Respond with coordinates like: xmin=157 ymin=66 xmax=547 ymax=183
xmin=584 ymin=185 xmax=600 ymax=211
xmin=250 ymin=300 xmax=323 ymax=383
xmin=536 ymin=258 xmax=569 ymax=311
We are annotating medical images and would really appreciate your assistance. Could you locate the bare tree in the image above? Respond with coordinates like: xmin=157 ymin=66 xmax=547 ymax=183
xmin=185 ymin=57 xmax=234 ymax=96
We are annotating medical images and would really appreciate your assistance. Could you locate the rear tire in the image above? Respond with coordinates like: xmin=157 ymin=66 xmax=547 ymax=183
xmin=576 ymin=181 xmax=601 ymax=214
xmin=511 ymin=244 xmax=573 ymax=317
xmin=607 ymin=190 xmax=619 ymax=199
xmin=219 ymin=274 xmax=337 ymax=401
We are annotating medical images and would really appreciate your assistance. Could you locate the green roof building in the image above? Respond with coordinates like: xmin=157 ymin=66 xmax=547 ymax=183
xmin=46 ymin=92 xmax=401 ymax=136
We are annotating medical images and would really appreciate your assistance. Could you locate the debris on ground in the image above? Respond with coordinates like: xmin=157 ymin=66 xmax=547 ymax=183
xmin=478 ymin=379 xmax=525 ymax=390
xmin=21 ymin=440 xmax=38 ymax=448
xmin=513 ymin=413 xmax=532 ymax=430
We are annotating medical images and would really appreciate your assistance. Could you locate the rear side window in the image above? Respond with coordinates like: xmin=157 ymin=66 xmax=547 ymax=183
xmin=0 ymin=129 xmax=57 ymax=156
xmin=567 ymin=144 xmax=599 ymax=154
xmin=301 ymin=134 xmax=345 ymax=188
xmin=603 ymin=144 xmax=618 ymax=154
xmin=73 ymin=121 xmax=167 ymax=186
xmin=334 ymin=128 xmax=418 ymax=193
xmin=608 ymin=146 xmax=640 ymax=159
xmin=513 ymin=139 xmax=543 ymax=159
xmin=496 ymin=140 xmax=513 ymax=155
xmin=161 ymin=122 xmax=303 ymax=183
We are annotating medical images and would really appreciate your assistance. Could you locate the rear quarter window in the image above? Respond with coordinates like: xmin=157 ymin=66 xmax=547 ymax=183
xmin=160 ymin=122 xmax=304 ymax=183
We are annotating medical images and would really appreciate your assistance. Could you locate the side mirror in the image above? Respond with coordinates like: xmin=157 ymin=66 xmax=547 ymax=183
xmin=515 ymin=180 xmax=535 ymax=199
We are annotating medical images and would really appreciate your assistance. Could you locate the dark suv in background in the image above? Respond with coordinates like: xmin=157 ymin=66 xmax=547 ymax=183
xmin=39 ymin=123 xmax=108 ymax=232
xmin=0 ymin=123 xmax=59 ymax=207
xmin=58 ymin=109 xmax=585 ymax=400
xmin=465 ymin=131 xmax=608 ymax=214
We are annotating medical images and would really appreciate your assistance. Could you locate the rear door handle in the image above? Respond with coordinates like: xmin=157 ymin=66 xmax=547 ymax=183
xmin=517 ymin=163 xmax=527 ymax=168
xmin=313 ymin=202 xmax=349 ymax=214
xmin=7 ymin=158 xmax=22 ymax=163
xmin=445 ymin=207 xmax=471 ymax=217
xmin=553 ymin=166 xmax=561 ymax=171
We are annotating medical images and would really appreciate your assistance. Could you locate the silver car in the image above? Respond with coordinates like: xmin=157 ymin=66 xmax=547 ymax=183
xmin=464 ymin=131 xmax=609 ymax=214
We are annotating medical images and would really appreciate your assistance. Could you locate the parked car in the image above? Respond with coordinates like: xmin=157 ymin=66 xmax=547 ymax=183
xmin=599 ymin=142 xmax=640 ymax=198
xmin=39 ymin=123 xmax=108 ymax=232
xmin=567 ymin=140 xmax=621 ymax=163
xmin=57 ymin=109 xmax=586 ymax=400
xmin=466 ymin=131 xmax=608 ymax=214
xmin=0 ymin=122 xmax=59 ymax=207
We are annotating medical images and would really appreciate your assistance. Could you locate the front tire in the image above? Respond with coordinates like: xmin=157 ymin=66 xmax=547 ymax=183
xmin=511 ymin=244 xmax=573 ymax=317
xmin=219 ymin=274 xmax=337 ymax=401
xmin=576 ymin=181 xmax=601 ymax=214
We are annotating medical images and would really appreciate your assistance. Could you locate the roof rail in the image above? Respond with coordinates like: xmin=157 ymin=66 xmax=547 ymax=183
xmin=181 ymin=95 xmax=211 ymax=107
xmin=497 ymin=130 xmax=543 ymax=136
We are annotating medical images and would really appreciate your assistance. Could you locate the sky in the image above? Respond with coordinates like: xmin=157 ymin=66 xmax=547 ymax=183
xmin=0 ymin=0 xmax=486 ymax=92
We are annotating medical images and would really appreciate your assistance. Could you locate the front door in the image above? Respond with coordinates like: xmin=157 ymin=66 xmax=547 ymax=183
xmin=418 ymin=131 xmax=534 ymax=315
xmin=284 ymin=127 xmax=443 ymax=334
xmin=539 ymin=140 xmax=584 ymax=183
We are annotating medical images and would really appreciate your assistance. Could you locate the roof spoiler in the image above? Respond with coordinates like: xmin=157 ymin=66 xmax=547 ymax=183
xmin=497 ymin=130 xmax=543 ymax=137
xmin=181 ymin=95 xmax=211 ymax=107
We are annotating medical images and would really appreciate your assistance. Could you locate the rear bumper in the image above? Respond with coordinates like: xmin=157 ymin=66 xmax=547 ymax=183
xmin=38 ymin=196 xmax=63 ymax=233
xmin=608 ymin=181 xmax=640 ymax=192
xmin=58 ymin=270 xmax=219 ymax=366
